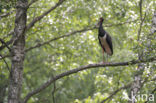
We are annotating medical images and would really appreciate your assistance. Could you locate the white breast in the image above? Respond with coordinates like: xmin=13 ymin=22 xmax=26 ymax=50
xmin=99 ymin=35 xmax=112 ymax=55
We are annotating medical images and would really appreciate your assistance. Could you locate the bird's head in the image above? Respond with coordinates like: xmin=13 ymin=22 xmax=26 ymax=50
xmin=96 ymin=17 xmax=104 ymax=27
xmin=99 ymin=17 xmax=104 ymax=23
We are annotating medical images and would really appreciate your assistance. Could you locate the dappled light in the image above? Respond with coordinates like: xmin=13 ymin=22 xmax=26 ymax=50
xmin=0 ymin=0 xmax=155 ymax=103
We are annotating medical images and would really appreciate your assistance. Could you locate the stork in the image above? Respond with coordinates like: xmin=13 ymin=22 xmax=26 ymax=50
xmin=98 ymin=17 xmax=113 ymax=63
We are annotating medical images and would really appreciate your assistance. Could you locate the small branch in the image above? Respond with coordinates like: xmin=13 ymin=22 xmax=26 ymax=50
xmin=28 ymin=0 xmax=38 ymax=7
xmin=101 ymin=75 xmax=156 ymax=103
xmin=25 ymin=19 xmax=138 ymax=52
xmin=0 ymin=38 xmax=12 ymax=52
xmin=101 ymin=83 xmax=132 ymax=103
xmin=3 ymin=0 xmax=66 ymax=41
xmin=0 ymin=54 xmax=10 ymax=73
xmin=25 ymin=26 xmax=96 ymax=52
xmin=0 ymin=19 xmax=137 ymax=60
xmin=0 ymin=35 xmax=15 ymax=52
xmin=137 ymin=0 xmax=145 ymax=42
xmin=144 ymin=88 xmax=156 ymax=103
xmin=51 ymin=74 xmax=56 ymax=103
xmin=104 ymin=19 xmax=138 ymax=27
xmin=23 ymin=56 xmax=156 ymax=103
xmin=0 ymin=10 xmax=14 ymax=18
xmin=139 ymin=0 xmax=143 ymax=20
xmin=137 ymin=0 xmax=146 ymax=61
xmin=26 ymin=0 xmax=66 ymax=30
xmin=0 ymin=54 xmax=10 ymax=61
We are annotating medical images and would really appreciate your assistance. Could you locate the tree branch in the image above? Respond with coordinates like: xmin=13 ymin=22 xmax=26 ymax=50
xmin=0 ymin=35 xmax=14 ymax=52
xmin=26 ymin=0 xmax=66 ymax=30
xmin=28 ymin=0 xmax=38 ymax=7
xmin=0 ymin=0 xmax=66 ymax=51
xmin=139 ymin=0 xmax=143 ymax=20
xmin=0 ymin=10 xmax=14 ymax=19
xmin=25 ymin=26 xmax=96 ymax=52
xmin=23 ymin=56 xmax=156 ymax=103
xmin=0 ymin=54 xmax=10 ymax=60
xmin=0 ymin=54 xmax=10 ymax=73
xmin=137 ymin=0 xmax=146 ymax=42
xmin=101 ymin=75 xmax=156 ymax=103
xmin=101 ymin=83 xmax=132 ymax=103
xmin=25 ymin=19 xmax=138 ymax=52
xmin=144 ymin=88 xmax=156 ymax=103
xmin=0 ymin=19 xmax=137 ymax=60
xmin=0 ymin=38 xmax=12 ymax=52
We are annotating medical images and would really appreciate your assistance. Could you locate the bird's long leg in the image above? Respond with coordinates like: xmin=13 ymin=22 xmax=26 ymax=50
xmin=102 ymin=49 xmax=105 ymax=63
xmin=107 ymin=54 xmax=108 ymax=62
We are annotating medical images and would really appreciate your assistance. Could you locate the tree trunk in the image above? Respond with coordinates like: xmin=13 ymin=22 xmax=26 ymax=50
xmin=128 ymin=64 xmax=144 ymax=103
xmin=0 ymin=79 xmax=7 ymax=103
xmin=150 ymin=11 xmax=156 ymax=35
xmin=8 ymin=0 xmax=28 ymax=103
xmin=128 ymin=10 xmax=156 ymax=103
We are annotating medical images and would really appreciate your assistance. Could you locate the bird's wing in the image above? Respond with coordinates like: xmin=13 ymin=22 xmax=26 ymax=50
xmin=106 ymin=33 xmax=113 ymax=55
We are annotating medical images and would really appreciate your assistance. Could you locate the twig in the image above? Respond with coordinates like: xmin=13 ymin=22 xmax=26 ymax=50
xmin=101 ymin=76 xmax=156 ymax=103
xmin=144 ymin=88 xmax=156 ymax=103
xmin=25 ymin=26 xmax=96 ymax=52
xmin=0 ymin=38 xmax=12 ymax=52
xmin=0 ymin=36 xmax=14 ymax=52
xmin=23 ymin=56 xmax=156 ymax=103
xmin=137 ymin=0 xmax=143 ymax=42
xmin=28 ymin=0 xmax=38 ymax=7
xmin=0 ymin=10 xmax=14 ymax=18
xmin=101 ymin=83 xmax=132 ymax=103
xmin=0 ymin=54 xmax=10 ymax=73
xmin=51 ymin=74 xmax=56 ymax=103
xmin=0 ymin=54 xmax=10 ymax=60
xmin=26 ymin=0 xmax=66 ymax=30
xmin=139 ymin=0 xmax=143 ymax=21
xmin=104 ymin=19 xmax=138 ymax=27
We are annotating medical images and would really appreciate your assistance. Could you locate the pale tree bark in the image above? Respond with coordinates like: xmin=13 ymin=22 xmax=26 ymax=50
xmin=8 ymin=0 xmax=28 ymax=103
xmin=0 ymin=76 xmax=7 ymax=103
xmin=129 ymin=10 xmax=156 ymax=103
xmin=151 ymin=11 xmax=156 ymax=35
xmin=128 ymin=1 xmax=144 ymax=102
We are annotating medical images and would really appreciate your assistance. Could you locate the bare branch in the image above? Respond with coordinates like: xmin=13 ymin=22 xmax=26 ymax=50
xmin=23 ymin=56 xmax=156 ymax=103
xmin=26 ymin=0 xmax=66 ymax=30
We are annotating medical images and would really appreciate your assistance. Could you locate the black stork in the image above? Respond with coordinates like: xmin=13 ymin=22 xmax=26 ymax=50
xmin=98 ymin=17 xmax=113 ymax=63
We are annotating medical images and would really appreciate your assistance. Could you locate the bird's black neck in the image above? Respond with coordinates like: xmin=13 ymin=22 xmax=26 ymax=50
xmin=98 ymin=22 xmax=105 ymax=37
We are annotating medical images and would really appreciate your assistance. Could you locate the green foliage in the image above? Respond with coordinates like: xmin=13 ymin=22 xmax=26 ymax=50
xmin=0 ymin=0 xmax=155 ymax=103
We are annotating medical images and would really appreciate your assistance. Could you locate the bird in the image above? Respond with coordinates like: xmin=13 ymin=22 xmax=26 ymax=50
xmin=98 ymin=17 xmax=113 ymax=63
